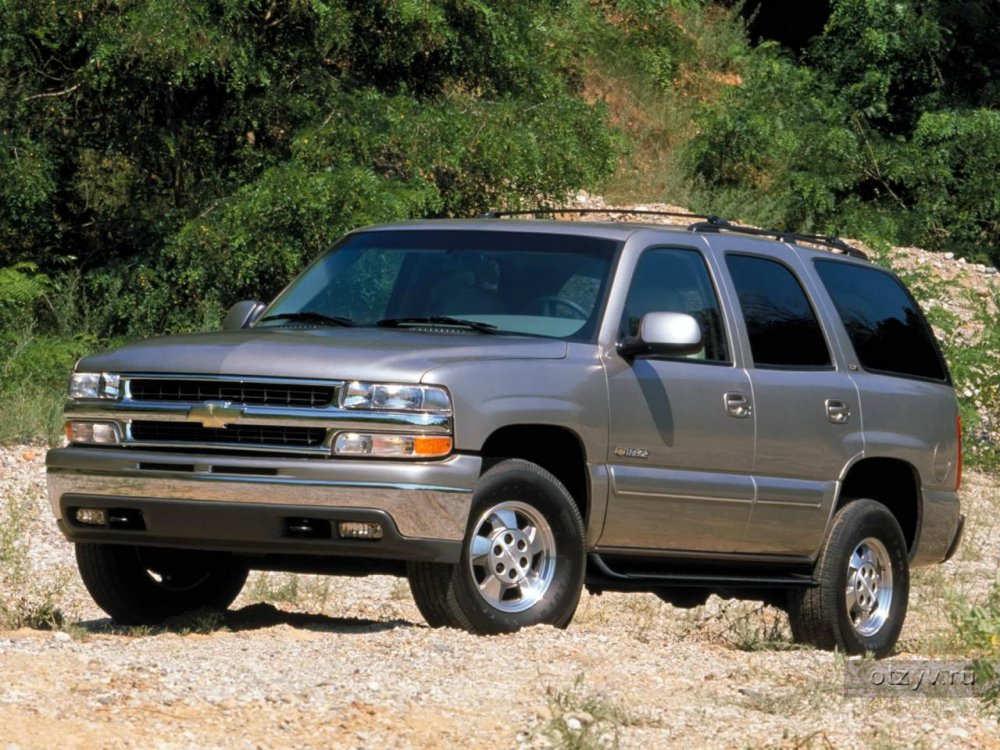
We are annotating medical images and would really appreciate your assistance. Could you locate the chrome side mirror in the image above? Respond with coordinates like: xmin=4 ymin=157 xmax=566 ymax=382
xmin=618 ymin=312 xmax=703 ymax=359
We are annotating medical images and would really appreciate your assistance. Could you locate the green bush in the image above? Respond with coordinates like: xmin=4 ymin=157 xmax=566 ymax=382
xmin=951 ymin=582 xmax=1000 ymax=715
xmin=893 ymin=109 xmax=1000 ymax=263
xmin=0 ymin=2 xmax=614 ymax=291
xmin=678 ymin=1 xmax=1000 ymax=267
xmin=939 ymin=288 xmax=1000 ymax=468
xmin=808 ymin=0 xmax=946 ymax=130
xmin=0 ymin=334 xmax=91 ymax=391
xmin=0 ymin=264 xmax=47 ymax=330
xmin=0 ymin=0 xmax=623 ymax=344
xmin=0 ymin=137 xmax=57 ymax=261
xmin=0 ymin=383 xmax=68 ymax=446
xmin=0 ymin=328 xmax=92 ymax=444
xmin=0 ymin=263 xmax=109 ymax=442
xmin=684 ymin=44 xmax=864 ymax=234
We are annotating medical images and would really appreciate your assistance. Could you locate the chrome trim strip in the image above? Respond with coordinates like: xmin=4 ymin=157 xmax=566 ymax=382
xmin=65 ymin=401 xmax=452 ymax=432
xmin=47 ymin=466 xmax=472 ymax=494
xmin=613 ymin=489 xmax=753 ymax=504
xmin=123 ymin=372 xmax=345 ymax=390
xmin=754 ymin=499 xmax=823 ymax=508
xmin=122 ymin=438 xmax=331 ymax=456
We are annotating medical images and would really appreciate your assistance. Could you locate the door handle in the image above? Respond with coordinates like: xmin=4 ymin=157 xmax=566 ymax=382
xmin=825 ymin=399 xmax=851 ymax=424
xmin=724 ymin=392 xmax=752 ymax=419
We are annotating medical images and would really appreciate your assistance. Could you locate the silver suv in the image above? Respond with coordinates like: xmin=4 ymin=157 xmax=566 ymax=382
xmin=47 ymin=216 xmax=964 ymax=656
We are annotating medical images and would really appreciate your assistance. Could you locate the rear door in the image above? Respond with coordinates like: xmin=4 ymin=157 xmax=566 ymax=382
xmin=601 ymin=244 xmax=756 ymax=553
xmin=812 ymin=258 xmax=960 ymax=563
xmin=721 ymin=242 xmax=864 ymax=556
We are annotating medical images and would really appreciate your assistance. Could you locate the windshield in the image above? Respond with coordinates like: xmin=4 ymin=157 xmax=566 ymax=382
xmin=257 ymin=229 xmax=620 ymax=341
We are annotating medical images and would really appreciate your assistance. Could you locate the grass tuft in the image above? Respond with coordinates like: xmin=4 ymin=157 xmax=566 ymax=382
xmin=0 ymin=384 xmax=68 ymax=446
xmin=674 ymin=598 xmax=798 ymax=652
xmin=244 ymin=571 xmax=332 ymax=610
xmin=526 ymin=674 xmax=631 ymax=750
xmin=0 ymin=491 xmax=71 ymax=630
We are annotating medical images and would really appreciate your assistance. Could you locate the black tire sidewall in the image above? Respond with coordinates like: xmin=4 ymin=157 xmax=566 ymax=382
xmin=451 ymin=461 xmax=585 ymax=634
xmin=137 ymin=547 xmax=248 ymax=613
xmin=826 ymin=502 xmax=910 ymax=657
xmin=77 ymin=543 xmax=248 ymax=625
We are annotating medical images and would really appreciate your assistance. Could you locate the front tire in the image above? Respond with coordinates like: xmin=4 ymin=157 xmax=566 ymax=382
xmin=408 ymin=459 xmax=585 ymax=634
xmin=76 ymin=544 xmax=249 ymax=626
xmin=787 ymin=500 xmax=909 ymax=657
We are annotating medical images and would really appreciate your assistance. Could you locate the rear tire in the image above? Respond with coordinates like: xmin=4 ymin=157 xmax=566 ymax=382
xmin=407 ymin=459 xmax=585 ymax=634
xmin=76 ymin=543 xmax=249 ymax=626
xmin=787 ymin=499 xmax=909 ymax=657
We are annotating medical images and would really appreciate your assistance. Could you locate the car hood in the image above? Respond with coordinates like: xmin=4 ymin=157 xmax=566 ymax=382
xmin=77 ymin=326 xmax=568 ymax=383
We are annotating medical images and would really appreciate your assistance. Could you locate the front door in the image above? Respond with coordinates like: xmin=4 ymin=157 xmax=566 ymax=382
xmin=600 ymin=246 xmax=756 ymax=553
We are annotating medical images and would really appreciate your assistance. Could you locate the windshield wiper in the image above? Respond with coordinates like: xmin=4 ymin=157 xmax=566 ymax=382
xmin=259 ymin=311 xmax=357 ymax=327
xmin=376 ymin=316 xmax=498 ymax=334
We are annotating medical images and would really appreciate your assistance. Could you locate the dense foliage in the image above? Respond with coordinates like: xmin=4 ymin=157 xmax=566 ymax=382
xmin=686 ymin=0 xmax=1000 ymax=265
xmin=1 ymin=0 xmax=1000 ymax=452
xmin=0 ymin=0 xmax=619 ymax=335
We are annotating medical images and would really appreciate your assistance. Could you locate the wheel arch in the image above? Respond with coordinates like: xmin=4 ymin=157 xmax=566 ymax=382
xmin=479 ymin=424 xmax=590 ymax=528
xmin=836 ymin=457 xmax=922 ymax=555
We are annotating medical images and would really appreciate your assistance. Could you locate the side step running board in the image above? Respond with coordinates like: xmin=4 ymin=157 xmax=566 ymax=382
xmin=586 ymin=553 xmax=817 ymax=590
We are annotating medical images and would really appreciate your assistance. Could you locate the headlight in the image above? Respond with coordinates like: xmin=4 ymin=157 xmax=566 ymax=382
xmin=340 ymin=382 xmax=451 ymax=414
xmin=69 ymin=372 xmax=121 ymax=400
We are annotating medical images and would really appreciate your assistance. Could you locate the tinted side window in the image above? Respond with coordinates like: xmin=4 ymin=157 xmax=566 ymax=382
xmin=814 ymin=260 xmax=947 ymax=381
xmin=725 ymin=254 xmax=831 ymax=368
xmin=622 ymin=248 xmax=730 ymax=363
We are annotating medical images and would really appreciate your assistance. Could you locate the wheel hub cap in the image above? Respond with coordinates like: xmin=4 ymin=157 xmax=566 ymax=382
xmin=486 ymin=527 xmax=534 ymax=585
xmin=467 ymin=500 xmax=556 ymax=613
xmin=846 ymin=537 xmax=894 ymax=637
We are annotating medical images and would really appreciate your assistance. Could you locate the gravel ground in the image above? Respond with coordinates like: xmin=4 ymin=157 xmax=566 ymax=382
xmin=2 ymin=445 xmax=999 ymax=750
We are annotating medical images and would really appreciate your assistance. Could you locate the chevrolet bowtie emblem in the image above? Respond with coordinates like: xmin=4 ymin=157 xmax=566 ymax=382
xmin=187 ymin=401 xmax=244 ymax=429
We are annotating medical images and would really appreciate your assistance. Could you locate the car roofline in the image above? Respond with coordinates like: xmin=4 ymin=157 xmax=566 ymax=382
xmin=353 ymin=218 xmax=869 ymax=260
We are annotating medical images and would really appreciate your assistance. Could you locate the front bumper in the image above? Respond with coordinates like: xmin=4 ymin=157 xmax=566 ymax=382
xmin=47 ymin=447 xmax=480 ymax=563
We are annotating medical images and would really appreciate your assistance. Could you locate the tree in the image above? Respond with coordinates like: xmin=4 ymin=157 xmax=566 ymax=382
xmin=0 ymin=0 xmax=619 ymax=334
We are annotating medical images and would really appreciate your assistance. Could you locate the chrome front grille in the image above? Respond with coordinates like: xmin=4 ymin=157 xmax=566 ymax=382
xmin=128 ymin=378 xmax=335 ymax=408
xmin=130 ymin=421 xmax=327 ymax=448
xmin=64 ymin=373 xmax=452 ymax=457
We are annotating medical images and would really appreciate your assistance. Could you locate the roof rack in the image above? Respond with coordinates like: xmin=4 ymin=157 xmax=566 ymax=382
xmin=479 ymin=208 xmax=731 ymax=226
xmin=686 ymin=221 xmax=868 ymax=260
xmin=479 ymin=207 xmax=868 ymax=260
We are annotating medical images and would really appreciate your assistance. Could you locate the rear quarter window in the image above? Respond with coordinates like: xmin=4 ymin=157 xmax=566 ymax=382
xmin=814 ymin=259 xmax=948 ymax=382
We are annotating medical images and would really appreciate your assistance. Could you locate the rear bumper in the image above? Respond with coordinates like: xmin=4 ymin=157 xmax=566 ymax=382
xmin=942 ymin=513 xmax=965 ymax=563
xmin=46 ymin=447 xmax=480 ymax=563
xmin=911 ymin=488 xmax=961 ymax=566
